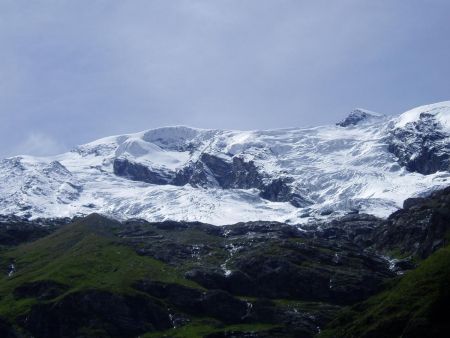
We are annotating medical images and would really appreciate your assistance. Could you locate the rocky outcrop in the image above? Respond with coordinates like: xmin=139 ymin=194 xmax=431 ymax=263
xmin=17 ymin=290 xmax=172 ymax=338
xmin=113 ymin=158 xmax=174 ymax=184
xmin=259 ymin=177 xmax=312 ymax=207
xmin=374 ymin=186 xmax=450 ymax=259
xmin=133 ymin=279 xmax=339 ymax=337
xmin=337 ymin=109 xmax=382 ymax=127
xmin=185 ymin=242 xmax=392 ymax=306
xmin=120 ymin=217 xmax=393 ymax=307
xmin=114 ymin=154 xmax=308 ymax=207
xmin=172 ymin=160 xmax=211 ymax=186
xmin=0 ymin=317 xmax=17 ymax=338
xmin=0 ymin=216 xmax=62 ymax=246
xmin=308 ymin=187 xmax=450 ymax=261
xmin=200 ymin=154 xmax=264 ymax=189
xmin=171 ymin=154 xmax=264 ymax=189
xmin=388 ymin=113 xmax=450 ymax=174
xmin=311 ymin=214 xmax=383 ymax=248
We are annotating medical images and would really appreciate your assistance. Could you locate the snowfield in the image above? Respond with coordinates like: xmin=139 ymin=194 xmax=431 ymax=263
xmin=1 ymin=102 xmax=450 ymax=225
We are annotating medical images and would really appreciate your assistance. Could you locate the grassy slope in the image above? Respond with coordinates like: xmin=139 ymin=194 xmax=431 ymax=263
xmin=4 ymin=214 xmax=447 ymax=338
xmin=0 ymin=215 xmax=285 ymax=337
xmin=0 ymin=215 xmax=198 ymax=320
xmin=143 ymin=322 xmax=280 ymax=338
xmin=319 ymin=244 xmax=450 ymax=338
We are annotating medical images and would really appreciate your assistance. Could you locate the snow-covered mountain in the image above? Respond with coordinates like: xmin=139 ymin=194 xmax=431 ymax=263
xmin=1 ymin=101 xmax=450 ymax=225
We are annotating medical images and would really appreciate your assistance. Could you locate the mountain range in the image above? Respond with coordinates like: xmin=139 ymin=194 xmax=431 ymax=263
xmin=1 ymin=101 xmax=449 ymax=224
xmin=1 ymin=101 xmax=450 ymax=337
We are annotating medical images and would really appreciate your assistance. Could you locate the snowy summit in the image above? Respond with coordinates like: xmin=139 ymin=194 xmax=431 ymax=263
xmin=1 ymin=102 xmax=450 ymax=225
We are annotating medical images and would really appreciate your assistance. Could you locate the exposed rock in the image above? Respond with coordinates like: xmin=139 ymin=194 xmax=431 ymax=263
xmin=113 ymin=158 xmax=174 ymax=184
xmin=182 ymin=228 xmax=393 ymax=306
xmin=403 ymin=196 xmax=426 ymax=209
xmin=173 ymin=160 xmax=211 ymax=186
xmin=388 ymin=113 xmax=450 ymax=174
xmin=199 ymin=154 xmax=264 ymax=189
xmin=222 ymin=221 xmax=305 ymax=238
xmin=374 ymin=186 xmax=450 ymax=258
xmin=201 ymin=290 xmax=249 ymax=324
xmin=313 ymin=214 xmax=383 ymax=248
xmin=337 ymin=109 xmax=383 ymax=127
xmin=0 ymin=216 xmax=63 ymax=246
xmin=259 ymin=178 xmax=312 ymax=207
xmin=133 ymin=280 xmax=248 ymax=324
xmin=17 ymin=289 xmax=172 ymax=338
xmin=114 ymin=153 xmax=308 ymax=207
xmin=0 ymin=317 xmax=17 ymax=338
xmin=0 ymin=223 xmax=53 ymax=246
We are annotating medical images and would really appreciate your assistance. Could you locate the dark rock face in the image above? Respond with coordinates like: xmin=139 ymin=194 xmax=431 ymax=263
xmin=0 ymin=223 xmax=52 ymax=246
xmin=312 ymin=214 xmax=383 ymax=248
xmin=175 ymin=154 xmax=265 ymax=190
xmin=336 ymin=109 xmax=381 ymax=127
xmin=173 ymin=160 xmax=211 ymax=186
xmin=133 ymin=280 xmax=248 ymax=324
xmin=134 ymin=279 xmax=338 ymax=338
xmin=201 ymin=290 xmax=250 ymax=324
xmin=403 ymin=196 xmax=426 ymax=209
xmin=157 ymin=219 xmax=393 ymax=306
xmin=18 ymin=290 xmax=172 ymax=338
xmin=172 ymin=154 xmax=265 ymax=189
xmin=388 ymin=113 xmax=450 ymax=174
xmin=0 ymin=317 xmax=17 ymax=338
xmin=133 ymin=280 xmax=203 ymax=311
xmin=114 ymin=154 xmax=265 ymax=189
xmin=113 ymin=154 xmax=308 ymax=207
xmin=186 ymin=246 xmax=391 ymax=306
xmin=119 ymin=217 xmax=395 ymax=309
xmin=113 ymin=158 xmax=174 ymax=184
xmin=13 ymin=280 xmax=69 ymax=301
xmin=308 ymin=188 xmax=450 ymax=262
xmin=201 ymin=155 xmax=263 ymax=189
xmin=374 ymin=186 xmax=450 ymax=259
xmin=259 ymin=178 xmax=312 ymax=207
xmin=223 ymin=221 xmax=306 ymax=238
xmin=0 ymin=216 xmax=63 ymax=246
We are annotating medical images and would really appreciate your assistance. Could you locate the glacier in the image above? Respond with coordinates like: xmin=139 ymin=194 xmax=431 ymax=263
xmin=1 ymin=101 xmax=449 ymax=225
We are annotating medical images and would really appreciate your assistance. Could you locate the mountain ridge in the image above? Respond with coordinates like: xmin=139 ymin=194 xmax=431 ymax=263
xmin=1 ymin=101 xmax=449 ymax=225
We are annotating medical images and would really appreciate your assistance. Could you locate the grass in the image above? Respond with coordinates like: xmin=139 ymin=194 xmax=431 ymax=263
xmin=0 ymin=214 xmax=199 ymax=320
xmin=142 ymin=320 xmax=279 ymax=338
xmin=0 ymin=215 xmax=291 ymax=337
xmin=385 ymin=248 xmax=412 ymax=260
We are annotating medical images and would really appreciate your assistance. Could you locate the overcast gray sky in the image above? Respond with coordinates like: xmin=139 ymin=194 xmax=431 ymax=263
xmin=1 ymin=0 xmax=449 ymax=157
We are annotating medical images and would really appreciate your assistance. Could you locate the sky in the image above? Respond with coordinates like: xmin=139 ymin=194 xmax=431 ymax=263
xmin=1 ymin=0 xmax=449 ymax=158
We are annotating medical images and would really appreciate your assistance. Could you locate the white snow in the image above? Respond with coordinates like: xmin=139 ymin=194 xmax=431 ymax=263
xmin=7 ymin=263 xmax=15 ymax=277
xmin=115 ymin=137 xmax=191 ymax=170
xmin=1 ymin=102 xmax=449 ymax=225
xmin=353 ymin=108 xmax=384 ymax=117
xmin=394 ymin=101 xmax=450 ymax=131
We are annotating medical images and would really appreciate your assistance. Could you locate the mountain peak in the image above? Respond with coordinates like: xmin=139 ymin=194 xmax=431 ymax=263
xmin=394 ymin=101 xmax=450 ymax=132
xmin=336 ymin=108 xmax=384 ymax=127
xmin=1 ymin=102 xmax=449 ymax=225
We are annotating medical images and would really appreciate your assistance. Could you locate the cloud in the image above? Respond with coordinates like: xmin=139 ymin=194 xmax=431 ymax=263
xmin=12 ymin=132 xmax=67 ymax=157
